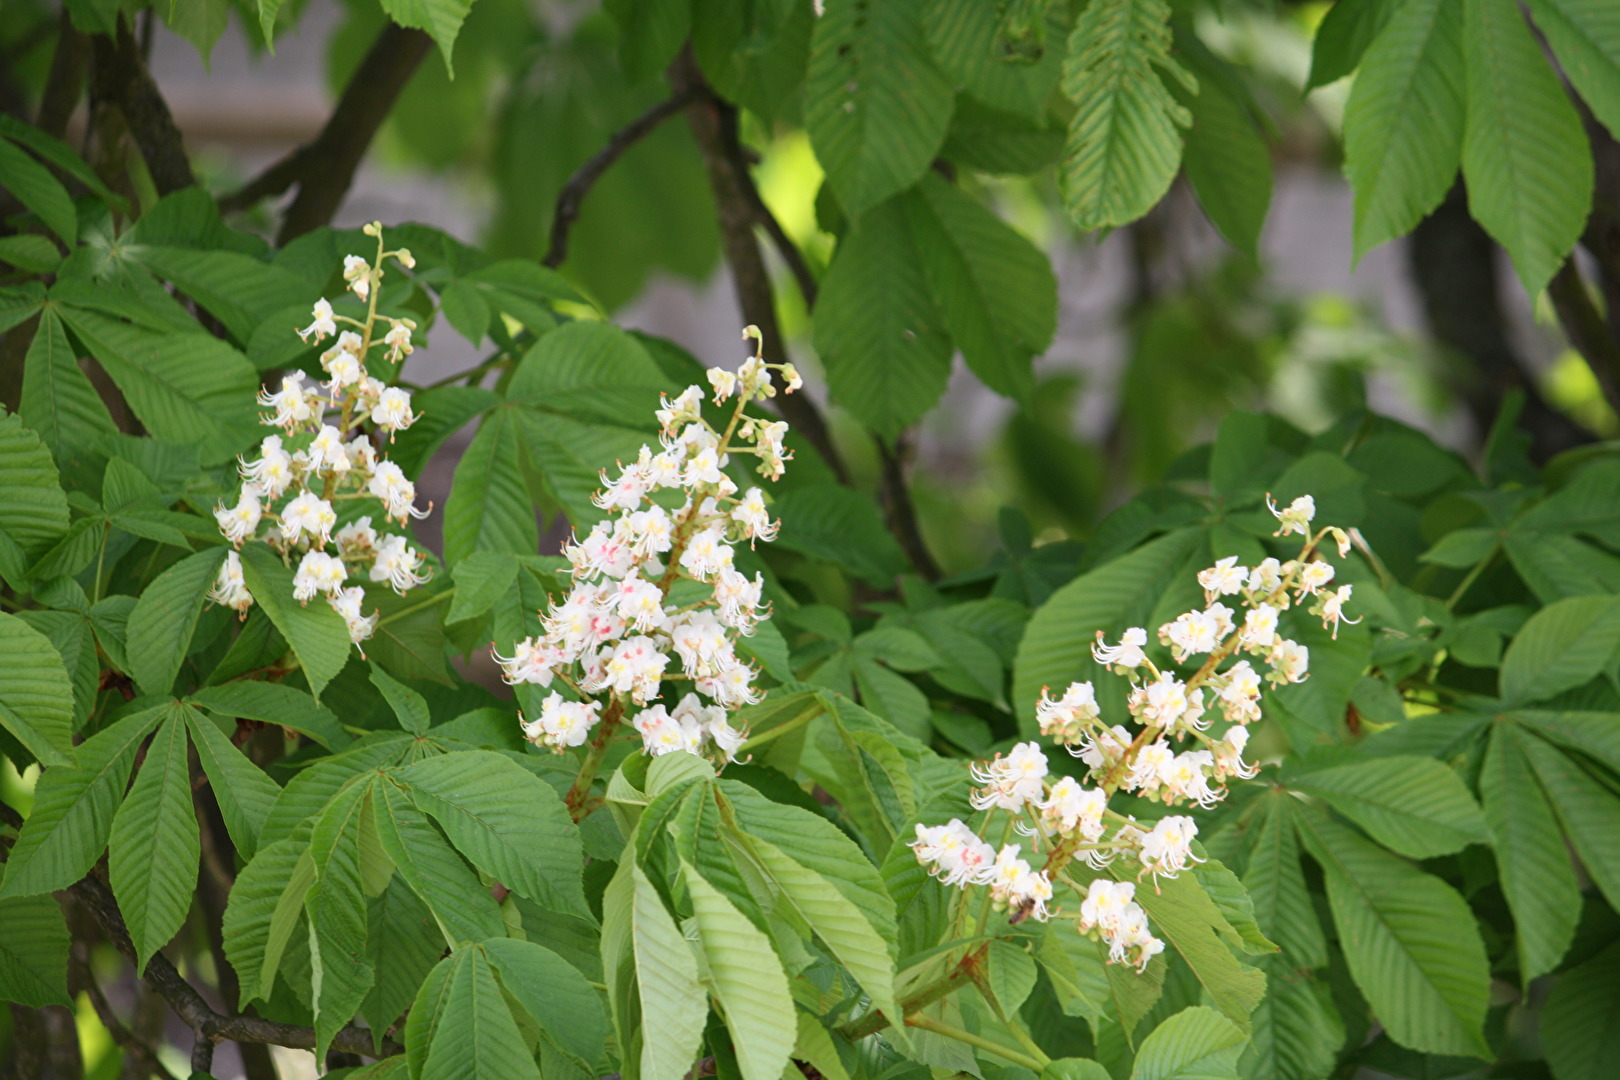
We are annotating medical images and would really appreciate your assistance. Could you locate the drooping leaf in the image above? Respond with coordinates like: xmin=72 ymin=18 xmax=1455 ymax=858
xmin=1341 ymin=0 xmax=1465 ymax=258
xmin=805 ymin=0 xmax=954 ymax=216
xmin=221 ymin=835 xmax=316 ymax=1007
xmin=1524 ymin=0 xmax=1620 ymax=143
xmin=107 ymin=715 xmax=201 ymax=971
xmin=1240 ymin=962 xmax=1345 ymax=1080
xmin=372 ymin=781 xmax=506 ymax=947
xmin=0 ymin=138 xmax=76 ymax=247
xmin=182 ymin=705 xmax=281 ymax=861
xmin=127 ymin=547 xmax=228 ymax=698
xmin=1287 ymin=755 xmax=1487 ymax=859
xmin=1516 ymin=730 xmax=1620 ymax=913
xmin=306 ymin=779 xmax=378 ymax=1060
xmin=378 ymin=0 xmax=476 ymax=74
xmin=237 ymin=544 xmax=353 ymax=702
xmin=20 ymin=307 xmax=117 ymax=491
xmin=1540 ymin=940 xmax=1620 ymax=1080
xmin=0 ymin=611 xmax=78 ymax=768
xmin=443 ymin=406 xmax=538 ymax=567
xmin=189 ymin=680 xmax=350 ymax=750
xmin=0 ymin=894 xmax=71 ymax=1008
xmin=483 ymin=937 xmax=608 ymax=1070
xmin=601 ymin=862 xmax=708 ymax=1080
xmin=1307 ymin=0 xmax=1405 ymax=90
xmin=1058 ymin=0 xmax=1194 ymax=231
xmin=1460 ymin=0 xmax=1593 ymax=295
xmin=1240 ymin=794 xmax=1327 ymax=969
xmin=405 ymin=947 xmax=545 ymax=1080
xmin=1177 ymin=51 xmax=1272 ymax=259
xmin=0 ymin=412 xmax=71 ymax=564
xmin=925 ymin=0 xmax=1064 ymax=119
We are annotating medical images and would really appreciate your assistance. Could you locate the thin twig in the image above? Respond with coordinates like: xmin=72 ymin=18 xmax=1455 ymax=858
xmin=878 ymin=436 xmax=942 ymax=582
xmin=543 ymin=86 xmax=707 ymax=269
xmin=72 ymin=957 xmax=180 ymax=1080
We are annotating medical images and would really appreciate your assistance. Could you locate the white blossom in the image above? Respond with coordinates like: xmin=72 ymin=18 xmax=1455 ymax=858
xmin=369 ymin=533 xmax=429 ymax=594
xmin=1093 ymin=627 xmax=1148 ymax=671
xmin=214 ymin=490 xmax=262 ymax=546
xmin=208 ymin=551 xmax=254 ymax=614
xmin=1268 ymin=493 xmax=1316 ymax=537
xmin=1197 ymin=556 xmax=1248 ymax=601
xmin=279 ymin=490 xmax=337 ymax=546
xmin=299 ymin=298 xmax=337 ymax=343
xmin=292 ymin=550 xmax=347 ymax=602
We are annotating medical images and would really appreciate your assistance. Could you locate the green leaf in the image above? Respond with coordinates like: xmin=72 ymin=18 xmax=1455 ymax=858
xmin=1297 ymin=813 xmax=1490 ymax=1057
xmin=388 ymin=385 xmax=499 ymax=477
xmin=237 ymin=544 xmax=353 ymax=702
xmin=605 ymin=0 xmax=690 ymax=81
xmin=369 ymin=661 xmax=430 ymax=734
xmin=256 ymin=0 xmax=283 ymax=43
xmin=1011 ymin=527 xmax=1203 ymax=729
xmin=1240 ymin=794 xmax=1326 ymax=969
xmin=905 ymin=174 xmax=1057 ymax=402
xmin=372 ymin=781 xmax=505 ymax=947
xmin=443 ymin=407 xmax=538 ymax=567
xmin=925 ymin=0 xmax=1063 ymax=119
xmin=1342 ymin=0 xmax=1465 ymax=258
xmin=0 ymin=894 xmax=71 ymax=1007
xmin=446 ymin=551 xmax=520 ymax=625
xmin=127 ymin=548 xmax=228 ymax=697
xmin=1242 ymin=961 xmax=1344 ymax=1080
xmin=0 ymin=704 xmax=165 ymax=898
xmin=54 ymin=307 xmax=258 ymax=464
xmin=130 ymin=246 xmax=310 ymax=345
xmin=813 ymin=194 xmax=953 ymax=437
xmin=1128 ymin=866 xmax=1266 ymax=1034
xmin=483 ymin=937 xmax=608 ymax=1069
xmin=603 ymin=863 xmax=709 ymax=1080
xmin=1482 ymin=723 xmax=1580 ymax=985
xmin=1177 ymin=53 xmax=1272 ymax=259
xmin=189 ymin=680 xmax=349 ymax=750
xmin=772 ymin=483 xmax=910 ymax=586
xmin=395 ymin=750 xmax=587 ymax=916
xmin=1525 ymin=0 xmax=1620 ymax=143
xmin=1045 ymin=1062 xmax=1111 ymax=1080
xmin=1499 ymin=596 xmax=1620 ymax=705
xmin=0 ymin=116 xmax=124 ymax=209
xmin=1461 ymin=0 xmax=1593 ymax=295
xmin=0 ymin=411 xmax=70 ymax=563
xmin=986 ymin=938 xmax=1039 ymax=1013
xmin=1307 ymin=0 xmax=1404 ymax=90
xmin=0 ymin=235 xmax=62 ymax=274
xmin=1193 ymin=859 xmax=1277 ymax=957
xmin=0 ymin=138 xmax=76 ymax=247
xmin=691 ymin=0 xmax=813 ymax=120
xmin=21 ymin=307 xmax=117 ymax=490
xmin=108 ymin=715 xmax=200 ymax=971
xmin=306 ymin=779 xmax=378 ymax=1060
xmin=681 ymin=860 xmax=796 ymax=1080
xmin=1288 ymin=755 xmax=1487 ymax=859
xmin=182 ymin=705 xmax=280 ymax=861
xmin=378 ymin=0 xmax=475 ymax=75
xmin=1541 ymin=940 xmax=1620 ymax=1080
xmin=507 ymin=319 xmax=665 ymax=420
xmin=1058 ymin=0 xmax=1194 ymax=231
xmin=1515 ymin=730 xmax=1620 ymax=913
xmin=361 ymin=876 xmax=442 ymax=1041
xmin=0 ymin=611 xmax=78 ymax=767
xmin=805 ymin=0 xmax=954 ymax=216
xmin=221 ymin=834 xmax=315 ymax=1007
xmin=1130 ymin=1005 xmax=1246 ymax=1080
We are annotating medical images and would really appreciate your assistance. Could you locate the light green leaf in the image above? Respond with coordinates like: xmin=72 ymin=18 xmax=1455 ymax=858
xmin=443 ymin=407 xmax=538 ymax=567
xmin=604 ymin=863 xmax=708 ymax=1080
xmin=1012 ymin=527 xmax=1204 ymax=729
xmin=1499 ymin=595 xmax=1620 ymax=705
xmin=0 ymin=895 xmax=71 ymax=1008
xmin=108 ymin=715 xmax=200 ymax=972
xmin=378 ymin=0 xmax=475 ymax=75
xmin=372 ymin=781 xmax=506 ymax=947
xmin=407 ymin=947 xmax=544 ymax=1080
xmin=1482 ymin=723 xmax=1580 ymax=985
xmin=21 ymin=307 xmax=117 ymax=490
xmin=1045 ymin=1061 xmax=1112 ymax=1080
xmin=0 ymin=411 xmax=70 ymax=564
xmin=1516 ymin=730 xmax=1620 ymax=913
xmin=1288 ymin=755 xmax=1487 ymax=859
xmin=221 ymin=834 xmax=315 ymax=1007
xmin=1525 ymin=0 xmax=1620 ymax=143
xmin=237 ymin=544 xmax=353 ymax=702
xmin=1461 ymin=0 xmax=1592 ymax=295
xmin=0 ymin=704 xmax=166 ymax=898
xmin=1297 ymin=813 xmax=1490 ymax=1057
xmin=805 ymin=0 xmax=954 ymax=216
xmin=811 ymin=195 xmax=953 ymax=438
xmin=682 ymin=860 xmax=796 ymax=1080
xmin=395 ymin=750 xmax=587 ymax=916
xmin=1058 ymin=0 xmax=1194 ymax=231
xmin=256 ymin=0 xmax=283 ymax=43
xmin=1342 ymin=0 xmax=1465 ymax=258
xmin=189 ymin=680 xmax=349 ymax=750
xmin=905 ymin=174 xmax=1057 ymax=402
xmin=1541 ymin=940 xmax=1620 ymax=1080
xmin=1130 ymin=1005 xmax=1246 ymax=1080
xmin=483 ymin=937 xmax=608 ymax=1069
xmin=127 ymin=547 xmax=228 ymax=697
xmin=0 ymin=611 xmax=77 ymax=768
xmin=446 ymin=551 xmax=520 ymax=625
xmin=369 ymin=661 xmax=431 ymax=734
xmin=1128 ymin=865 xmax=1266 ymax=1034
xmin=1193 ymin=859 xmax=1277 ymax=957
xmin=306 ymin=779 xmax=377 ymax=1060
xmin=181 ymin=705 xmax=280 ymax=861
xmin=0 ymin=138 xmax=76 ymax=247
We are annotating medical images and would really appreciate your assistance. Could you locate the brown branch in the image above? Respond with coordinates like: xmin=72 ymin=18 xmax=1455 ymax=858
xmin=88 ymin=18 xmax=194 ymax=195
xmin=543 ymin=86 xmax=707 ymax=269
xmin=274 ymin=24 xmax=433 ymax=244
xmin=1548 ymin=258 xmax=1620 ymax=418
xmin=671 ymin=53 xmax=849 ymax=486
xmin=217 ymin=147 xmax=309 ymax=215
xmin=36 ymin=9 xmax=87 ymax=140
xmin=70 ymin=953 xmax=179 ymax=1080
xmin=878 ymin=436 xmax=942 ymax=582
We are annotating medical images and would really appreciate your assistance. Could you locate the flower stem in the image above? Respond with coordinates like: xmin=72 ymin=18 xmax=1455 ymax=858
xmin=564 ymin=698 xmax=624 ymax=821
xmin=376 ymin=587 xmax=454 ymax=627
xmin=903 ymin=1013 xmax=1046 ymax=1072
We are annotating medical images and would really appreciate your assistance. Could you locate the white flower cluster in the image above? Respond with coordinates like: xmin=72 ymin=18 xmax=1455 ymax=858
xmin=207 ymin=224 xmax=428 ymax=654
xmin=496 ymin=329 xmax=800 ymax=767
xmin=914 ymin=493 xmax=1359 ymax=974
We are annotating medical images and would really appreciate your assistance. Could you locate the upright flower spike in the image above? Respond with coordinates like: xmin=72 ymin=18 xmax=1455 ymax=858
xmin=918 ymin=493 xmax=1357 ymax=974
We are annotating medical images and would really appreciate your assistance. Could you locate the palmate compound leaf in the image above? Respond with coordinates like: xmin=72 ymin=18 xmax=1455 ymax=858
xmin=1342 ymin=0 xmax=1465 ymax=259
xmin=1286 ymin=755 xmax=1487 ymax=860
xmin=1295 ymin=813 xmax=1491 ymax=1057
xmin=393 ymin=749 xmax=587 ymax=916
xmin=1514 ymin=728 xmax=1620 ymax=914
xmin=1058 ymin=0 xmax=1195 ymax=231
xmin=1461 ymin=0 xmax=1593 ymax=297
xmin=1241 ymin=959 xmax=1345 ymax=1080
xmin=126 ymin=547 xmax=228 ymax=698
xmin=482 ymin=937 xmax=608 ymax=1070
xmin=1481 ymin=722 xmax=1581 ymax=985
xmin=107 ymin=713 xmax=200 ymax=972
xmin=680 ymin=859 xmax=796 ymax=1080
xmin=372 ymin=781 xmax=506 ymax=948
xmin=600 ymin=861 xmax=709 ymax=1080
xmin=0 ymin=703 xmax=166 ymax=899
xmin=0 ymin=611 xmax=77 ymax=768
xmin=804 ymin=0 xmax=954 ymax=217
